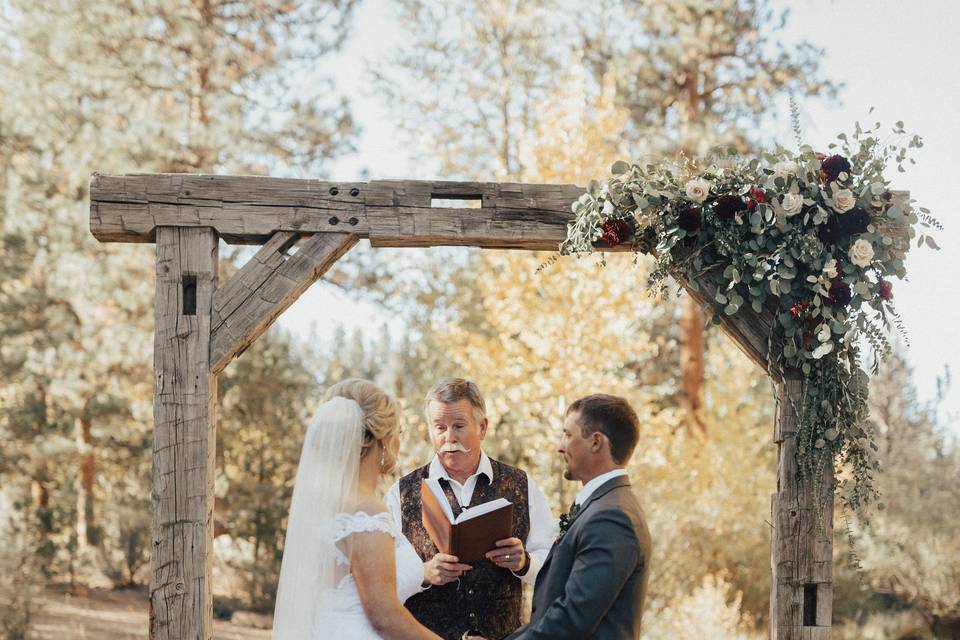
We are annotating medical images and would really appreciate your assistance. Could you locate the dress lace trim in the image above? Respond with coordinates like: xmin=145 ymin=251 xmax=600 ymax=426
xmin=331 ymin=511 xmax=398 ymax=566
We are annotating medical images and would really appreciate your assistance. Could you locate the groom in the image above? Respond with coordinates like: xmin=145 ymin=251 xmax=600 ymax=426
xmin=506 ymin=393 xmax=651 ymax=640
xmin=386 ymin=378 xmax=556 ymax=640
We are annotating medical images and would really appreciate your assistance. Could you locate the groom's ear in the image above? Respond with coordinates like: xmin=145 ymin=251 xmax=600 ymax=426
xmin=590 ymin=431 xmax=603 ymax=452
xmin=478 ymin=416 xmax=489 ymax=439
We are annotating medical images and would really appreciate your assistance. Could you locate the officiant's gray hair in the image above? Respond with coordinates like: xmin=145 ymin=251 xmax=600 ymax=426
xmin=424 ymin=378 xmax=487 ymax=425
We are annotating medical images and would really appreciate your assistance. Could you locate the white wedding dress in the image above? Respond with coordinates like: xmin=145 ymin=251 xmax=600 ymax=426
xmin=323 ymin=510 xmax=425 ymax=639
xmin=273 ymin=397 xmax=424 ymax=640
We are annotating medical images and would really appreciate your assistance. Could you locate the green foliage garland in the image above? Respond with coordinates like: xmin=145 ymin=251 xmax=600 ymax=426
xmin=560 ymin=120 xmax=940 ymax=517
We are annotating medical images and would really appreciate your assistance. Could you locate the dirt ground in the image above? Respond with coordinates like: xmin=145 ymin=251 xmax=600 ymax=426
xmin=30 ymin=587 xmax=271 ymax=640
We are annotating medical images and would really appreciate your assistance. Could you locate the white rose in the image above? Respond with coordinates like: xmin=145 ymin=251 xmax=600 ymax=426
xmin=848 ymin=238 xmax=875 ymax=268
xmin=816 ymin=324 xmax=831 ymax=343
xmin=773 ymin=160 xmax=797 ymax=179
xmin=685 ymin=178 xmax=711 ymax=203
xmin=781 ymin=193 xmax=803 ymax=217
xmin=602 ymin=200 xmax=615 ymax=216
xmin=833 ymin=189 xmax=856 ymax=213
xmin=822 ymin=258 xmax=838 ymax=279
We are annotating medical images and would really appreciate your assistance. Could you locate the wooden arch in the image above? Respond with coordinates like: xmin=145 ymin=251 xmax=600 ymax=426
xmin=90 ymin=173 xmax=838 ymax=640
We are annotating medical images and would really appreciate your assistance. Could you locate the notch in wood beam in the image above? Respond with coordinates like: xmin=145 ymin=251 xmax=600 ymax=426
xmin=431 ymin=194 xmax=482 ymax=208
xmin=182 ymin=275 xmax=197 ymax=316
xmin=278 ymin=233 xmax=302 ymax=259
xmin=803 ymin=583 xmax=818 ymax=626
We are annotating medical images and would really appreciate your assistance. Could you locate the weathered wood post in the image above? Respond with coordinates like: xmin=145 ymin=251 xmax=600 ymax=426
xmin=771 ymin=371 xmax=834 ymax=640
xmin=150 ymin=227 xmax=219 ymax=640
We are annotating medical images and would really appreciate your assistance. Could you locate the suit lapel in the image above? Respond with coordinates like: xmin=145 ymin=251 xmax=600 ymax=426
xmin=572 ymin=475 xmax=631 ymax=521
xmin=539 ymin=476 xmax=631 ymax=576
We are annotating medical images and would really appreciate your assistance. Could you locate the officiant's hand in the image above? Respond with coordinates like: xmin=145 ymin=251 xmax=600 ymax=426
xmin=486 ymin=537 xmax=526 ymax=573
xmin=423 ymin=553 xmax=472 ymax=585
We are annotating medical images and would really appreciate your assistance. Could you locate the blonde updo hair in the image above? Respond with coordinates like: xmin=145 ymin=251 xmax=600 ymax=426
xmin=325 ymin=379 xmax=400 ymax=457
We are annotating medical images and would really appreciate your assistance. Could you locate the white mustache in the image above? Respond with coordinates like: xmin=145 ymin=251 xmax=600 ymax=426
xmin=439 ymin=443 xmax=472 ymax=453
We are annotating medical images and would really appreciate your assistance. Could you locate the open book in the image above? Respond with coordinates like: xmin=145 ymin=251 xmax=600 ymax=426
xmin=420 ymin=478 xmax=514 ymax=564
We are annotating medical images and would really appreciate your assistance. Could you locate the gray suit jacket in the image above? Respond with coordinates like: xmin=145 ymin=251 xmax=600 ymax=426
xmin=506 ymin=475 xmax=651 ymax=640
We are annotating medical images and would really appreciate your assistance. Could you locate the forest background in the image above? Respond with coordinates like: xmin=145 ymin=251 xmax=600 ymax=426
xmin=1 ymin=1 xmax=958 ymax=639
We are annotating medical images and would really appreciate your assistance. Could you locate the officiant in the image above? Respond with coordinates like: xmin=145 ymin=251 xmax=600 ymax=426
xmin=386 ymin=378 xmax=556 ymax=640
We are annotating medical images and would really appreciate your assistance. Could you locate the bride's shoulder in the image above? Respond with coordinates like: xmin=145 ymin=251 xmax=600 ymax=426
xmin=333 ymin=497 xmax=396 ymax=537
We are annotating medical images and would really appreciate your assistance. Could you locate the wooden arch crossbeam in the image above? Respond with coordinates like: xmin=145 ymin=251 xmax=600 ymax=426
xmin=90 ymin=172 xmax=857 ymax=640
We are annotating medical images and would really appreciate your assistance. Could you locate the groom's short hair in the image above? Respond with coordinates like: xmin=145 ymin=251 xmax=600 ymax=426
xmin=567 ymin=394 xmax=640 ymax=464
xmin=425 ymin=378 xmax=487 ymax=426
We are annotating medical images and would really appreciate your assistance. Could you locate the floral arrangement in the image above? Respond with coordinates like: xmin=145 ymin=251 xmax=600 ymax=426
xmin=560 ymin=119 xmax=940 ymax=517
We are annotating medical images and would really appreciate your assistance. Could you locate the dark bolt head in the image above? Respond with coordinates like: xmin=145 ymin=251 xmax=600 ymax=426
xmin=350 ymin=187 xmax=360 ymax=197
xmin=328 ymin=216 xmax=339 ymax=225
xmin=348 ymin=217 xmax=359 ymax=226
xmin=329 ymin=187 xmax=339 ymax=196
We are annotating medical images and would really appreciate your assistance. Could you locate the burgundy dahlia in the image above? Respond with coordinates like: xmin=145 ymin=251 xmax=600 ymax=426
xmin=600 ymin=218 xmax=634 ymax=246
xmin=839 ymin=208 xmax=871 ymax=235
xmin=878 ymin=280 xmax=893 ymax=301
xmin=817 ymin=218 xmax=844 ymax=245
xmin=715 ymin=194 xmax=747 ymax=222
xmin=677 ymin=207 xmax=702 ymax=232
xmin=821 ymin=154 xmax=852 ymax=182
xmin=828 ymin=280 xmax=853 ymax=307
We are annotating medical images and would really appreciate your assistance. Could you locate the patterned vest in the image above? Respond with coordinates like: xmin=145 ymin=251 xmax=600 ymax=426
xmin=400 ymin=458 xmax=530 ymax=640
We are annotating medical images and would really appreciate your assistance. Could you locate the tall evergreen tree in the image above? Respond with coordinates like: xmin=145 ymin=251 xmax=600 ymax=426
xmin=0 ymin=0 xmax=357 ymax=582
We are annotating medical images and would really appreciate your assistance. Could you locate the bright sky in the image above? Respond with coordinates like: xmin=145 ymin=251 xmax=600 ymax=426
xmin=278 ymin=0 xmax=960 ymax=431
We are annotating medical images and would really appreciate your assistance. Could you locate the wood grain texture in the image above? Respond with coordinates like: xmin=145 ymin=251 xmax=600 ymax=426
xmin=771 ymin=372 xmax=835 ymax=640
xmin=209 ymin=231 xmax=358 ymax=375
xmin=89 ymin=174 xmax=582 ymax=248
xmin=150 ymin=227 xmax=218 ymax=640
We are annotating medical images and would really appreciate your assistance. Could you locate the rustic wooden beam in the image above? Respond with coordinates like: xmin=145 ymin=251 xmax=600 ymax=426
xmin=150 ymin=227 xmax=218 ymax=640
xmin=209 ymin=231 xmax=358 ymax=375
xmin=89 ymin=173 xmax=581 ymax=249
xmin=681 ymin=276 xmax=782 ymax=379
xmin=771 ymin=372 xmax=835 ymax=640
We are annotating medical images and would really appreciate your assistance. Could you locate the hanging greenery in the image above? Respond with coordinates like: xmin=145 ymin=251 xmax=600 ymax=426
xmin=560 ymin=118 xmax=940 ymax=518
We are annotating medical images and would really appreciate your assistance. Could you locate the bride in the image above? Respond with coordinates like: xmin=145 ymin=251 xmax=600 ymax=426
xmin=272 ymin=379 xmax=441 ymax=639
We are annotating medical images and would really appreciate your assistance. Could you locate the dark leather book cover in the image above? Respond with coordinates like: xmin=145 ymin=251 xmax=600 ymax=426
xmin=420 ymin=479 xmax=514 ymax=564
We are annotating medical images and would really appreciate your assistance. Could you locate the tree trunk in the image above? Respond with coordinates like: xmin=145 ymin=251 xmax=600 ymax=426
xmin=679 ymin=295 xmax=706 ymax=434
xmin=75 ymin=413 xmax=95 ymax=549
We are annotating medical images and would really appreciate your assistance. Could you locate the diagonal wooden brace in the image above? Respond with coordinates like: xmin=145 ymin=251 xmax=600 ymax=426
xmin=209 ymin=231 xmax=358 ymax=375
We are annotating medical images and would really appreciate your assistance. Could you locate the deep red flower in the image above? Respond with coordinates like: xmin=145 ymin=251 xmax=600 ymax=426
xmin=677 ymin=207 xmax=702 ymax=232
xmin=790 ymin=301 xmax=807 ymax=318
xmin=839 ymin=208 xmax=871 ymax=235
xmin=750 ymin=187 xmax=767 ymax=204
xmin=817 ymin=218 xmax=845 ymax=245
xmin=828 ymin=280 xmax=853 ymax=307
xmin=599 ymin=218 xmax=634 ymax=246
xmin=715 ymin=194 xmax=747 ymax=222
xmin=821 ymin=154 xmax=852 ymax=182
xmin=878 ymin=280 xmax=893 ymax=301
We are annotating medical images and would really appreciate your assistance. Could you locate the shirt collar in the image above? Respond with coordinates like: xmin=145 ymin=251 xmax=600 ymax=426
xmin=575 ymin=468 xmax=628 ymax=507
xmin=428 ymin=450 xmax=493 ymax=484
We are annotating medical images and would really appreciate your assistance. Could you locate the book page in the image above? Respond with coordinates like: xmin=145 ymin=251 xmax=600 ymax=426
xmin=424 ymin=478 xmax=455 ymax=523
xmin=455 ymin=497 xmax=511 ymax=524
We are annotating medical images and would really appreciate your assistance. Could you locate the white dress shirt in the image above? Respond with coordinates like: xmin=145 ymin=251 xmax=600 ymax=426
xmin=574 ymin=468 xmax=629 ymax=508
xmin=386 ymin=450 xmax=557 ymax=585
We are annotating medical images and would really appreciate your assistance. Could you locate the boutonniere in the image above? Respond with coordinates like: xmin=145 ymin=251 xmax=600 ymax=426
xmin=555 ymin=503 xmax=581 ymax=544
